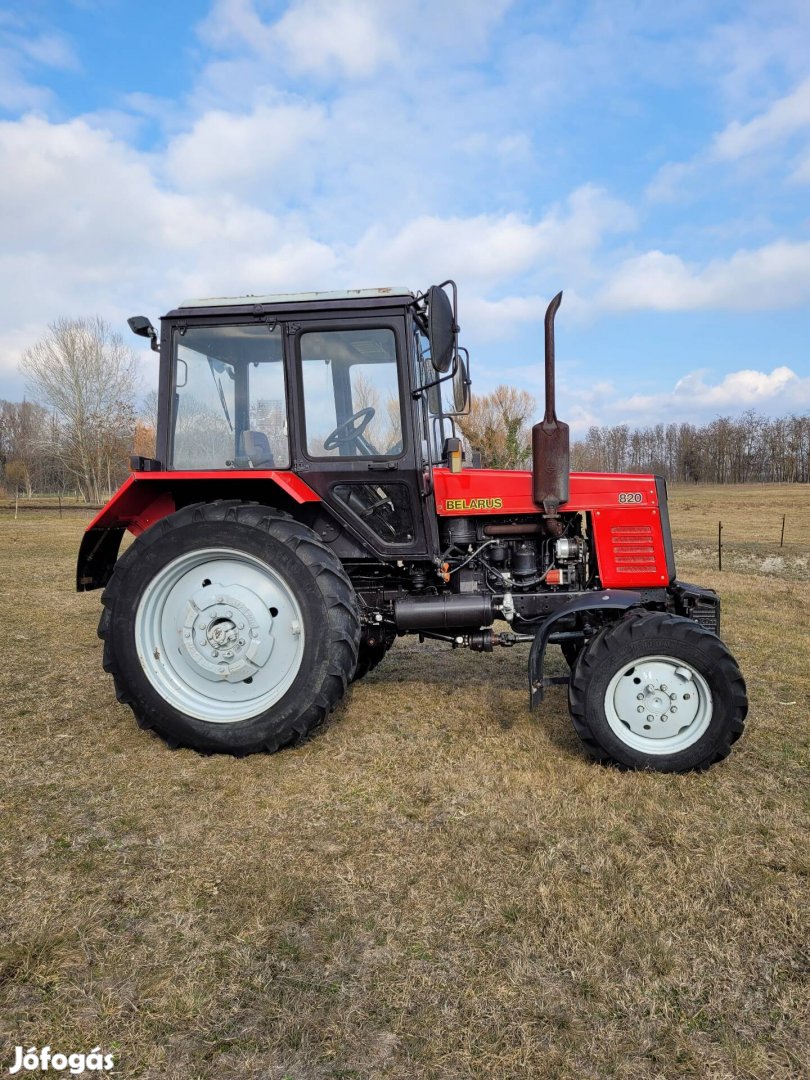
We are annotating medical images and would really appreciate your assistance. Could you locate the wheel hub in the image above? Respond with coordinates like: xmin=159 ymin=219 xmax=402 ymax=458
xmin=180 ymin=584 xmax=297 ymax=683
xmin=135 ymin=548 xmax=306 ymax=723
xmin=605 ymin=656 xmax=712 ymax=752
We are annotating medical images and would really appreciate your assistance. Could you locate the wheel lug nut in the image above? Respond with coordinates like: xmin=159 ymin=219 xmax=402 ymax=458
xmin=683 ymin=693 xmax=691 ymax=701
xmin=661 ymin=684 xmax=668 ymax=691
xmin=647 ymin=714 xmax=654 ymax=722
xmin=646 ymin=685 xmax=655 ymax=693
xmin=636 ymin=693 xmax=644 ymax=701
xmin=671 ymin=706 xmax=678 ymax=713
xmin=637 ymin=706 xmax=644 ymax=713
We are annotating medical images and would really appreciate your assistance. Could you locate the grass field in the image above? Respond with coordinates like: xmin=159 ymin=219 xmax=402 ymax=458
xmin=1 ymin=484 xmax=808 ymax=1079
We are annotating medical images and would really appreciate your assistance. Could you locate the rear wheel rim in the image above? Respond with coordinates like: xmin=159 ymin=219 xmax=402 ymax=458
xmin=134 ymin=547 xmax=306 ymax=723
xmin=604 ymin=654 xmax=713 ymax=755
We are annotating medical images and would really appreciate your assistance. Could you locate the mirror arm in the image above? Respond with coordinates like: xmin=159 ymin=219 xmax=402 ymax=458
xmin=413 ymin=367 xmax=453 ymax=399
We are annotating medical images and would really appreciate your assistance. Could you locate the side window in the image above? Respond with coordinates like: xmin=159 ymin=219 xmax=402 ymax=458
xmin=171 ymin=324 xmax=288 ymax=470
xmin=300 ymin=328 xmax=403 ymax=458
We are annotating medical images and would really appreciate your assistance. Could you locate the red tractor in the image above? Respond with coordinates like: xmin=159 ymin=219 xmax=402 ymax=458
xmin=77 ymin=285 xmax=747 ymax=771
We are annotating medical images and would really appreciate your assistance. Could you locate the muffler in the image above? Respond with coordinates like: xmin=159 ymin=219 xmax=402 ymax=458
xmin=532 ymin=291 xmax=569 ymax=514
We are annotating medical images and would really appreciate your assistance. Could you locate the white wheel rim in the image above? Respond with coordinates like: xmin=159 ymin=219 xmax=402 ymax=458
xmin=604 ymin=654 xmax=713 ymax=755
xmin=134 ymin=547 xmax=306 ymax=723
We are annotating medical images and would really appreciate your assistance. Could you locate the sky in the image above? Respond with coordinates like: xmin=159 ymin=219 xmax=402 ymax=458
xmin=1 ymin=0 xmax=809 ymax=435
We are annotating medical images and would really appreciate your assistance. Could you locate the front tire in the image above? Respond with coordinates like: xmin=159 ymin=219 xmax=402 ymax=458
xmin=99 ymin=502 xmax=360 ymax=755
xmin=568 ymin=612 xmax=747 ymax=772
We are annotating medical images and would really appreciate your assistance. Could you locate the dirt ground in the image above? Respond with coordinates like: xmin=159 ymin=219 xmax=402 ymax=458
xmin=0 ymin=484 xmax=808 ymax=1079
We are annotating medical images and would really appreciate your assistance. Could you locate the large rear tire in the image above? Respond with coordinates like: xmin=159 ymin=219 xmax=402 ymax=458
xmin=568 ymin=611 xmax=747 ymax=772
xmin=98 ymin=502 xmax=360 ymax=755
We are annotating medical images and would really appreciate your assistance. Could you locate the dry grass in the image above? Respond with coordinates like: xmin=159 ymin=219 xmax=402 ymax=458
xmin=1 ymin=485 xmax=808 ymax=1079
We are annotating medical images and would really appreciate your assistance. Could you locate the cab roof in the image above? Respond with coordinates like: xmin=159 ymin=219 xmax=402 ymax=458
xmin=175 ymin=287 xmax=415 ymax=311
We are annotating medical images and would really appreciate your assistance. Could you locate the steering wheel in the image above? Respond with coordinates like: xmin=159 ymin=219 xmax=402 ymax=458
xmin=323 ymin=407 xmax=375 ymax=452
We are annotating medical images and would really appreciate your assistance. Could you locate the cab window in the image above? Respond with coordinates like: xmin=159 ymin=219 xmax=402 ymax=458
xmin=171 ymin=324 xmax=288 ymax=470
xmin=300 ymin=328 xmax=403 ymax=458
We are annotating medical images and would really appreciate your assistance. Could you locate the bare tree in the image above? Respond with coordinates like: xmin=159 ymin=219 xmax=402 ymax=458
xmin=20 ymin=317 xmax=137 ymax=502
xmin=457 ymin=385 xmax=536 ymax=469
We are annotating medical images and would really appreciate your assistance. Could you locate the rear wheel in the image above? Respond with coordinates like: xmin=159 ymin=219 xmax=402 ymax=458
xmin=99 ymin=502 xmax=360 ymax=755
xmin=568 ymin=612 xmax=747 ymax=772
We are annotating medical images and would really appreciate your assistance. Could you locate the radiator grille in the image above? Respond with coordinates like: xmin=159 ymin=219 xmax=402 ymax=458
xmin=610 ymin=525 xmax=657 ymax=574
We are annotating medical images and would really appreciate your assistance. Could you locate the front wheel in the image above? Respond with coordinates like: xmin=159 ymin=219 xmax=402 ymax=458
xmin=568 ymin=612 xmax=747 ymax=772
xmin=98 ymin=502 xmax=360 ymax=755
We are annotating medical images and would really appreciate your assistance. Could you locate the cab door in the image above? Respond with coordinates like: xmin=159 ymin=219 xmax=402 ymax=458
xmin=287 ymin=316 xmax=437 ymax=557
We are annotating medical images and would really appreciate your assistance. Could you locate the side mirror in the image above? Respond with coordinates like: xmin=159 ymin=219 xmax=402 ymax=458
xmin=427 ymin=283 xmax=457 ymax=373
xmin=128 ymin=315 xmax=159 ymax=352
xmin=452 ymin=350 xmax=470 ymax=412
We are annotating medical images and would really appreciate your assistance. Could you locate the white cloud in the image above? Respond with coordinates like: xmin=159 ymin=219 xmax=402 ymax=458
xmin=712 ymin=77 xmax=810 ymax=161
xmin=274 ymin=0 xmax=398 ymax=78
xmin=556 ymin=365 xmax=810 ymax=436
xmin=0 ymin=21 xmax=78 ymax=111
xmin=614 ymin=365 xmax=810 ymax=420
xmin=348 ymin=185 xmax=636 ymax=290
xmin=198 ymin=0 xmax=399 ymax=79
xmin=0 ymin=111 xmax=633 ymax=386
xmin=601 ymin=240 xmax=810 ymax=312
xmin=164 ymin=100 xmax=327 ymax=193
xmin=672 ymin=366 xmax=798 ymax=406
xmin=699 ymin=3 xmax=810 ymax=110
xmin=645 ymin=161 xmax=697 ymax=204
xmin=198 ymin=0 xmax=514 ymax=79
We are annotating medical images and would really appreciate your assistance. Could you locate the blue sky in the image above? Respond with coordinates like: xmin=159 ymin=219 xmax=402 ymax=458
xmin=1 ymin=0 xmax=809 ymax=433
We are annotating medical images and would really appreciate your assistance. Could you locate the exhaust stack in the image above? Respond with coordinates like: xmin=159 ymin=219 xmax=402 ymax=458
xmin=531 ymin=291 xmax=569 ymax=514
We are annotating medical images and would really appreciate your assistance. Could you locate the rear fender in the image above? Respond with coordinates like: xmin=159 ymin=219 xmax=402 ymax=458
xmin=76 ymin=470 xmax=320 ymax=591
xmin=528 ymin=590 xmax=643 ymax=708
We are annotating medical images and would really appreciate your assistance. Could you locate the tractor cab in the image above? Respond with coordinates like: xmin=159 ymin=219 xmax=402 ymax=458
xmin=141 ymin=285 xmax=468 ymax=558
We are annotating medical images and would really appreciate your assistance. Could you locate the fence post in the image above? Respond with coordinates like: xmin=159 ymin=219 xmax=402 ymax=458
xmin=718 ymin=520 xmax=722 ymax=571
xmin=780 ymin=514 xmax=786 ymax=548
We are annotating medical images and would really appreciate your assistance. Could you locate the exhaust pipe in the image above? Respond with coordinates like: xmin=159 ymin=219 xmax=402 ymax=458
xmin=531 ymin=291 xmax=569 ymax=514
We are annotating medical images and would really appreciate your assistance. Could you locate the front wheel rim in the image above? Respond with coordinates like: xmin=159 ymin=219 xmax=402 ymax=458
xmin=134 ymin=547 xmax=306 ymax=723
xmin=604 ymin=654 xmax=713 ymax=755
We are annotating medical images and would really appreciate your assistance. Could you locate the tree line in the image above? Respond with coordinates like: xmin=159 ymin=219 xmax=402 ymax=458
xmin=1 ymin=320 xmax=808 ymax=500
xmin=570 ymin=412 xmax=810 ymax=483
xmin=456 ymin=387 xmax=809 ymax=482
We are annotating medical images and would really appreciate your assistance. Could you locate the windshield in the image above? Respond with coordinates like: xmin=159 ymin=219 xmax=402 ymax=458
xmin=171 ymin=324 xmax=288 ymax=470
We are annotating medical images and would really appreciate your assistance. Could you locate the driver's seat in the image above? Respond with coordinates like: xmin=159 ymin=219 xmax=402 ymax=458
xmin=241 ymin=430 xmax=275 ymax=468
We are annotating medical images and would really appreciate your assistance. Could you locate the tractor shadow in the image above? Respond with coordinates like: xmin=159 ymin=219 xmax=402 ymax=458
xmin=354 ymin=635 xmax=580 ymax=756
